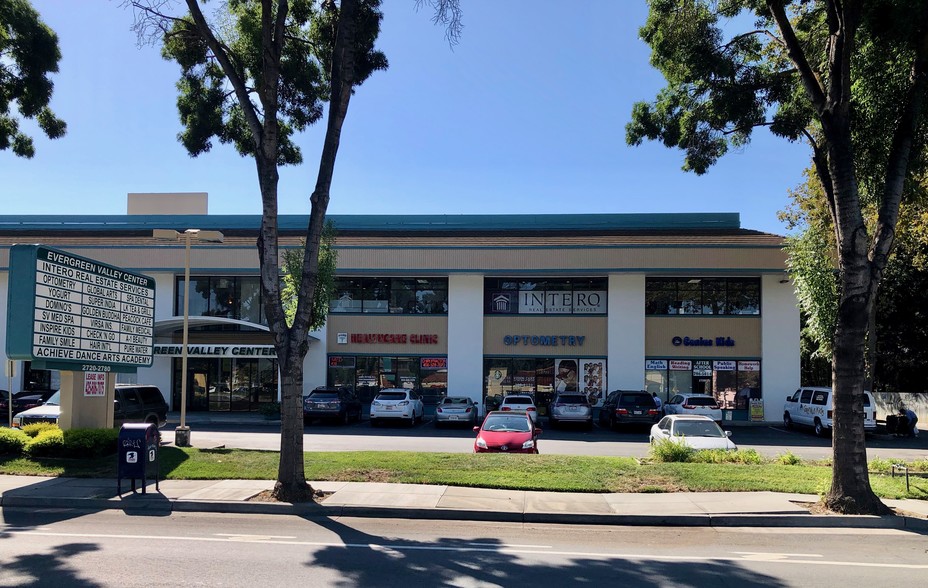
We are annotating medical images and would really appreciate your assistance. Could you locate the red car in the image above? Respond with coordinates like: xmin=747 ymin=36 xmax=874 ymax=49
xmin=473 ymin=410 xmax=542 ymax=454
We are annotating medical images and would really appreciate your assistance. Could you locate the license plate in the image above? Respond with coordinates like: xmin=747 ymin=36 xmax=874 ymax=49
xmin=449 ymin=416 xmax=459 ymax=421
xmin=568 ymin=407 xmax=578 ymax=412
xmin=385 ymin=406 xmax=396 ymax=411
xmin=633 ymin=410 xmax=642 ymax=415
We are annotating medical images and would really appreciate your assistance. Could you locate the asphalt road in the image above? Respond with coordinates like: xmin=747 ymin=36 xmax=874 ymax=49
xmin=1 ymin=508 xmax=925 ymax=587
xmin=183 ymin=417 xmax=928 ymax=461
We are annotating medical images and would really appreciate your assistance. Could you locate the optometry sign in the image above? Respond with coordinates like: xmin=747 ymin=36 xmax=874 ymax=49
xmin=6 ymin=245 xmax=155 ymax=373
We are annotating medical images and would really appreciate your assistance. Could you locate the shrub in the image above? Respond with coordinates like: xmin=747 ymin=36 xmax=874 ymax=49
xmin=23 ymin=422 xmax=60 ymax=438
xmin=649 ymin=438 xmax=695 ymax=463
xmin=868 ymin=457 xmax=893 ymax=473
xmin=259 ymin=402 xmax=281 ymax=419
xmin=62 ymin=428 xmax=119 ymax=458
xmin=24 ymin=428 xmax=64 ymax=458
xmin=776 ymin=451 xmax=802 ymax=466
xmin=0 ymin=428 xmax=29 ymax=456
xmin=691 ymin=448 xmax=763 ymax=465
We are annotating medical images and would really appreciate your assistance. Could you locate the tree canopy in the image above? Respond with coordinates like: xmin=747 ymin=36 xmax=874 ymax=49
xmin=0 ymin=0 xmax=67 ymax=157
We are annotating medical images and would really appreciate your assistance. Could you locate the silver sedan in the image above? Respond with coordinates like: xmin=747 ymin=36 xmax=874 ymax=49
xmin=435 ymin=396 xmax=478 ymax=427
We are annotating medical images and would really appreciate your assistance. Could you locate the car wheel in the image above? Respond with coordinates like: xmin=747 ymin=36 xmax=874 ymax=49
xmin=303 ymin=417 xmax=311 ymax=426
xmin=586 ymin=420 xmax=593 ymax=431
xmin=814 ymin=419 xmax=825 ymax=437
xmin=609 ymin=414 xmax=618 ymax=431
xmin=783 ymin=413 xmax=793 ymax=429
xmin=341 ymin=411 xmax=349 ymax=426
xmin=549 ymin=416 xmax=557 ymax=428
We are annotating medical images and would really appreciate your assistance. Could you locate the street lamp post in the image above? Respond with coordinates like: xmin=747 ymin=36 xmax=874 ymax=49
xmin=153 ymin=228 xmax=224 ymax=447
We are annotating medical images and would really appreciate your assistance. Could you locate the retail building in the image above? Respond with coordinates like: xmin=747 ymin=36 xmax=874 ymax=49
xmin=0 ymin=194 xmax=799 ymax=423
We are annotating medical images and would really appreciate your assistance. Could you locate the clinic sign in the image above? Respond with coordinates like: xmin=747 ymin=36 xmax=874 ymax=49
xmin=5 ymin=245 xmax=155 ymax=373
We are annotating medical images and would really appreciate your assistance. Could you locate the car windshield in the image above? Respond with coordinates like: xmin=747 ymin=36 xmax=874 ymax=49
xmin=442 ymin=398 xmax=470 ymax=405
xmin=482 ymin=416 xmax=531 ymax=432
xmin=376 ymin=392 xmax=408 ymax=401
xmin=556 ymin=395 xmax=587 ymax=404
xmin=309 ymin=392 xmax=339 ymax=400
xmin=672 ymin=420 xmax=724 ymax=437
xmin=44 ymin=391 xmax=61 ymax=406
xmin=503 ymin=397 xmax=532 ymax=405
xmin=685 ymin=397 xmax=717 ymax=406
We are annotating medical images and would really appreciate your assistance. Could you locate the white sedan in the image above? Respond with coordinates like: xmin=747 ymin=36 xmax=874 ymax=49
xmin=649 ymin=415 xmax=737 ymax=450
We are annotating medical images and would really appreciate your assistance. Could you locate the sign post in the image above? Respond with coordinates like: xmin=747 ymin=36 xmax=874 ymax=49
xmin=5 ymin=360 xmax=14 ymax=428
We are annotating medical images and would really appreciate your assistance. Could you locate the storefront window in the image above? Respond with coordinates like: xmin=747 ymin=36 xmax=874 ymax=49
xmin=645 ymin=360 xmax=668 ymax=397
xmin=644 ymin=277 xmax=761 ymax=316
xmin=645 ymin=358 xmax=761 ymax=418
xmin=177 ymin=276 xmax=266 ymax=324
xmin=172 ymin=357 xmax=277 ymax=412
xmin=330 ymin=277 xmax=448 ymax=314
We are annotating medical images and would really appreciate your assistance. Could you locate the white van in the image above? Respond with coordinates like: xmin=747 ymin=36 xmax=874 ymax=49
xmin=783 ymin=386 xmax=876 ymax=436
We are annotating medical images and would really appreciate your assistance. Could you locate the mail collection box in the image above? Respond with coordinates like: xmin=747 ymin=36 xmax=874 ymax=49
xmin=117 ymin=423 xmax=160 ymax=494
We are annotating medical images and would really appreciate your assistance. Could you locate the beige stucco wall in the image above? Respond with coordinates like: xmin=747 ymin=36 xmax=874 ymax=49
xmin=645 ymin=316 xmax=761 ymax=357
xmin=325 ymin=314 xmax=448 ymax=355
xmin=483 ymin=316 xmax=608 ymax=356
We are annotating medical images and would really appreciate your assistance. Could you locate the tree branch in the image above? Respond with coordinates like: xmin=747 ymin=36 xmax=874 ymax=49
xmin=766 ymin=0 xmax=827 ymax=114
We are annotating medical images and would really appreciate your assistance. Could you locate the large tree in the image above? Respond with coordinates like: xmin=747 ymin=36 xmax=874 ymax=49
xmin=0 ymin=0 xmax=67 ymax=157
xmin=132 ymin=0 xmax=460 ymax=501
xmin=627 ymin=0 xmax=928 ymax=514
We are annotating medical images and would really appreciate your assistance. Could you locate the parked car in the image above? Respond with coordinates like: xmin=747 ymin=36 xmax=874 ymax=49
xmin=473 ymin=410 xmax=542 ymax=454
xmin=499 ymin=394 xmax=538 ymax=423
xmin=12 ymin=385 xmax=168 ymax=429
xmin=435 ymin=396 xmax=478 ymax=427
xmin=783 ymin=386 xmax=876 ymax=436
xmin=547 ymin=392 xmax=593 ymax=429
xmin=663 ymin=393 xmax=723 ymax=422
xmin=0 ymin=389 xmax=45 ymax=416
xmin=649 ymin=415 xmax=738 ymax=450
xmin=599 ymin=390 xmax=661 ymax=429
xmin=369 ymin=388 xmax=424 ymax=426
xmin=303 ymin=386 xmax=362 ymax=425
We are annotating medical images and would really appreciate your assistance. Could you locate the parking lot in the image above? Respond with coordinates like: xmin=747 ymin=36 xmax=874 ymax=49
xmin=176 ymin=413 xmax=928 ymax=461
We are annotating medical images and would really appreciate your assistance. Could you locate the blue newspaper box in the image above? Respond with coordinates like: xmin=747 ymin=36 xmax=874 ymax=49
xmin=117 ymin=423 xmax=160 ymax=494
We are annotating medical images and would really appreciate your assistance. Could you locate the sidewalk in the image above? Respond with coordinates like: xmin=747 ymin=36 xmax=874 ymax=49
xmin=1 ymin=474 xmax=926 ymax=530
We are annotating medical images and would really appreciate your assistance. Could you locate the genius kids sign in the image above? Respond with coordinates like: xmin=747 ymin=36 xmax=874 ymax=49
xmin=5 ymin=245 xmax=155 ymax=373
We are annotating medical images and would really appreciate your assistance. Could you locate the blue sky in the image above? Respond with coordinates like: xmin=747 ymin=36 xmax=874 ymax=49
xmin=2 ymin=1 xmax=812 ymax=235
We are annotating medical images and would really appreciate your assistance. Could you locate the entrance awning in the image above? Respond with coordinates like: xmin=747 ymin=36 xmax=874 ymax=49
xmin=153 ymin=316 xmax=321 ymax=341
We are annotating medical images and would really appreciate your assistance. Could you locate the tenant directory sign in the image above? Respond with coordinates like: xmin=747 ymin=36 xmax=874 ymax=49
xmin=5 ymin=245 xmax=155 ymax=373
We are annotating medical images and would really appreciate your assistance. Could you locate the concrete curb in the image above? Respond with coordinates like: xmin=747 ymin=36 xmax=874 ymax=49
xmin=3 ymin=495 xmax=926 ymax=530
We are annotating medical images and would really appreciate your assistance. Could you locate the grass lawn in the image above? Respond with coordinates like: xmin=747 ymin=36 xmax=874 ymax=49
xmin=1 ymin=448 xmax=926 ymax=500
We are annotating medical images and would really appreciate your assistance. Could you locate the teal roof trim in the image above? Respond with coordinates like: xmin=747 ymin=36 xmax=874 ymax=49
xmin=0 ymin=213 xmax=742 ymax=233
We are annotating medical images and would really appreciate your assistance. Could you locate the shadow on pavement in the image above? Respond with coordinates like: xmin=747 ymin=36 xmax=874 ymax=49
xmin=302 ymin=516 xmax=787 ymax=587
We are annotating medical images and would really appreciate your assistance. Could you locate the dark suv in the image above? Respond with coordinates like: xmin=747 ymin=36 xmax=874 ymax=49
xmin=303 ymin=386 xmax=362 ymax=425
xmin=114 ymin=385 xmax=169 ymax=428
xmin=599 ymin=390 xmax=661 ymax=429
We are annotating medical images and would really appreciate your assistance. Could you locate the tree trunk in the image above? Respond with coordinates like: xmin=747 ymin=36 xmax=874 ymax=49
xmin=272 ymin=341 xmax=313 ymax=502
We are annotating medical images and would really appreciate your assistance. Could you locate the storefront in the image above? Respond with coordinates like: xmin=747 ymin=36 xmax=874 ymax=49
xmin=0 ymin=202 xmax=800 ymax=422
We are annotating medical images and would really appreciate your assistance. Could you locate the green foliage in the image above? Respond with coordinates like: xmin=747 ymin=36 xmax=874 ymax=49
xmin=0 ymin=0 xmax=67 ymax=157
xmin=61 ymin=428 xmax=119 ymax=459
xmin=258 ymin=402 xmax=281 ymax=419
xmin=23 ymin=422 xmax=60 ymax=438
xmin=785 ymin=225 xmax=838 ymax=359
xmin=868 ymin=457 xmax=893 ymax=474
xmin=649 ymin=438 xmax=695 ymax=463
xmin=281 ymin=221 xmax=339 ymax=329
xmin=159 ymin=0 xmax=387 ymax=164
xmin=0 ymin=428 xmax=29 ymax=456
xmin=24 ymin=428 xmax=64 ymax=458
xmin=691 ymin=448 xmax=763 ymax=465
xmin=776 ymin=451 xmax=803 ymax=466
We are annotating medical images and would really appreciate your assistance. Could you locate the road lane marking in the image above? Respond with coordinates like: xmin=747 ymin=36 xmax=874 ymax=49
xmin=6 ymin=530 xmax=928 ymax=569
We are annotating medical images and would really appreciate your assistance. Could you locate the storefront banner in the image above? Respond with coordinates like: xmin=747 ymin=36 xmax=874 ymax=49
xmin=510 ymin=290 xmax=608 ymax=314
xmin=518 ymin=291 xmax=546 ymax=314
xmin=153 ymin=345 xmax=276 ymax=358
xmin=329 ymin=356 xmax=356 ymax=368
xmin=738 ymin=360 xmax=761 ymax=372
xmin=693 ymin=360 xmax=712 ymax=377
xmin=580 ymin=359 xmax=605 ymax=406
xmin=555 ymin=358 xmax=579 ymax=392
xmin=713 ymin=360 xmax=736 ymax=371
xmin=84 ymin=372 xmax=106 ymax=397
xmin=669 ymin=360 xmax=692 ymax=371
xmin=750 ymin=398 xmax=765 ymax=421
xmin=645 ymin=360 xmax=667 ymax=370
xmin=420 ymin=357 xmax=447 ymax=369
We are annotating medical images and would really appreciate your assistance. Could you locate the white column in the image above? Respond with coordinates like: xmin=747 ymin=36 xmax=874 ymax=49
xmin=447 ymin=274 xmax=485 ymax=412
xmin=761 ymin=274 xmax=801 ymax=422
xmin=607 ymin=274 xmax=646 ymax=390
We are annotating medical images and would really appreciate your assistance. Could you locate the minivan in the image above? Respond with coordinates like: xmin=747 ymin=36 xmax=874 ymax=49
xmin=783 ymin=386 xmax=876 ymax=436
